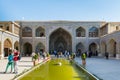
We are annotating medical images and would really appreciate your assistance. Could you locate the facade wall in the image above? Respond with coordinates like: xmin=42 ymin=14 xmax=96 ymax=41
xmin=108 ymin=23 xmax=120 ymax=34
xmin=19 ymin=21 xmax=102 ymax=56
xmin=100 ymin=31 xmax=120 ymax=58
xmin=100 ymin=22 xmax=120 ymax=59
xmin=1 ymin=21 xmax=120 ymax=59
xmin=0 ymin=21 xmax=20 ymax=59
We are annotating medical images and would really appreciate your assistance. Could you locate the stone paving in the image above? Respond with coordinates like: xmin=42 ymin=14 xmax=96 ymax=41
xmin=0 ymin=57 xmax=43 ymax=80
xmin=75 ymin=57 xmax=120 ymax=80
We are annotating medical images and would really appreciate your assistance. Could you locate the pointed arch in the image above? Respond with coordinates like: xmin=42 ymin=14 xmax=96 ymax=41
xmin=36 ymin=27 xmax=45 ymax=37
xmin=89 ymin=42 xmax=98 ymax=56
xmin=35 ymin=42 xmax=45 ymax=53
xmin=49 ymin=28 xmax=72 ymax=52
xmin=23 ymin=42 xmax=32 ymax=56
xmin=4 ymin=38 xmax=12 ymax=57
xmin=89 ymin=27 xmax=98 ymax=37
xmin=76 ymin=42 xmax=85 ymax=56
xmin=108 ymin=39 xmax=116 ymax=57
xmin=22 ymin=27 xmax=32 ymax=37
xmin=76 ymin=27 xmax=86 ymax=37
xmin=14 ymin=41 xmax=20 ymax=51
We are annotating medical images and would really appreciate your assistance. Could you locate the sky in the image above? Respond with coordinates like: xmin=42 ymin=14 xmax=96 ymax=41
xmin=0 ymin=0 xmax=120 ymax=21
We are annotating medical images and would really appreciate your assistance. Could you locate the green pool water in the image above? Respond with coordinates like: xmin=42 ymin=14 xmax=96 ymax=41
xmin=20 ymin=59 xmax=91 ymax=80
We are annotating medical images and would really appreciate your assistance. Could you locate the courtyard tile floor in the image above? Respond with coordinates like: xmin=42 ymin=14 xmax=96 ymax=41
xmin=0 ymin=57 xmax=43 ymax=80
xmin=75 ymin=57 xmax=120 ymax=80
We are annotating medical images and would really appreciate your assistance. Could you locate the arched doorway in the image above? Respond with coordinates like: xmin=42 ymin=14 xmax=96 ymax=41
xmin=36 ymin=42 xmax=45 ymax=53
xmin=23 ymin=43 xmax=32 ymax=56
xmin=4 ymin=39 xmax=12 ymax=57
xmin=108 ymin=39 xmax=116 ymax=57
xmin=49 ymin=28 xmax=72 ymax=53
xmin=14 ymin=41 xmax=19 ymax=51
xmin=89 ymin=43 xmax=98 ymax=56
xmin=76 ymin=43 xmax=85 ymax=56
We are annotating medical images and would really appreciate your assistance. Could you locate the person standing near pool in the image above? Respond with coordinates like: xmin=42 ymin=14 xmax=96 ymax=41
xmin=81 ymin=52 xmax=87 ymax=67
xmin=13 ymin=49 xmax=19 ymax=74
xmin=4 ymin=50 xmax=14 ymax=73
xmin=67 ymin=51 xmax=70 ymax=59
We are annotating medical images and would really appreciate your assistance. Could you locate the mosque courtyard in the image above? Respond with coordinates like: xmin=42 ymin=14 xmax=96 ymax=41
xmin=0 ymin=56 xmax=120 ymax=80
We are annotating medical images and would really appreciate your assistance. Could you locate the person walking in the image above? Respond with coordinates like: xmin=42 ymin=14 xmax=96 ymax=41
xmin=81 ymin=52 xmax=87 ymax=67
xmin=42 ymin=51 xmax=46 ymax=59
xmin=4 ymin=51 xmax=14 ymax=73
xmin=67 ymin=51 xmax=70 ymax=59
xmin=105 ymin=52 xmax=109 ymax=59
xmin=64 ymin=50 xmax=67 ymax=57
xmin=54 ymin=50 xmax=57 ymax=57
xmin=71 ymin=52 xmax=76 ymax=60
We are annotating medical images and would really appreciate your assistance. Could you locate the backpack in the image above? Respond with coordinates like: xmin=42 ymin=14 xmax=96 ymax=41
xmin=17 ymin=55 xmax=21 ymax=60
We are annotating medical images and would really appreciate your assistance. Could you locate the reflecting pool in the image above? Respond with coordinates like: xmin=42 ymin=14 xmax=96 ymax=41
xmin=20 ymin=59 xmax=94 ymax=80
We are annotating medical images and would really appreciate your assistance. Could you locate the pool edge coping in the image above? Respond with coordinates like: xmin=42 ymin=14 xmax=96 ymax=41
xmin=13 ymin=58 xmax=51 ymax=80
xmin=75 ymin=61 xmax=101 ymax=80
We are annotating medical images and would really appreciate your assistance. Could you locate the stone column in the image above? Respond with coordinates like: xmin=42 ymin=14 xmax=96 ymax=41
xmin=32 ymin=26 xmax=35 ymax=52
xmin=12 ymin=39 xmax=14 ymax=50
xmin=1 ymin=32 xmax=4 ymax=59
xmin=19 ymin=22 xmax=22 ymax=54
xmin=116 ymin=42 xmax=120 ymax=59
xmin=72 ymin=37 xmax=75 ymax=52
xmin=86 ymin=27 xmax=89 ymax=52
xmin=72 ymin=27 xmax=75 ymax=52
xmin=12 ymin=22 xmax=14 ymax=33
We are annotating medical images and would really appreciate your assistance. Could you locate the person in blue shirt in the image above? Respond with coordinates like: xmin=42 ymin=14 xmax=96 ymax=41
xmin=4 ymin=51 xmax=14 ymax=73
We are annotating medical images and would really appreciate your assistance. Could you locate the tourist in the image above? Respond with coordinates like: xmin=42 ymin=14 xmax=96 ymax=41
xmin=54 ymin=50 xmax=57 ymax=57
xmin=39 ymin=51 xmax=43 ymax=56
xmin=4 ymin=50 xmax=14 ymax=73
xmin=95 ymin=50 xmax=98 ymax=56
xmin=105 ymin=52 xmax=109 ymax=59
xmin=88 ymin=51 xmax=92 ymax=58
xmin=71 ymin=52 xmax=76 ymax=60
xmin=67 ymin=51 xmax=70 ymax=59
xmin=42 ymin=51 xmax=46 ymax=59
xmin=37 ymin=53 xmax=40 ymax=62
xmin=32 ymin=52 xmax=39 ymax=66
xmin=64 ymin=50 xmax=67 ymax=57
xmin=56 ymin=52 xmax=59 ymax=58
xmin=81 ymin=52 xmax=87 ymax=67
xmin=59 ymin=52 xmax=62 ymax=57
xmin=46 ymin=52 xmax=50 ymax=57
xmin=13 ymin=50 xmax=19 ymax=74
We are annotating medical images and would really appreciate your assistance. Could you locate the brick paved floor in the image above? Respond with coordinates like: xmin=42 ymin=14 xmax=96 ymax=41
xmin=0 ymin=57 xmax=43 ymax=80
xmin=75 ymin=57 xmax=120 ymax=80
